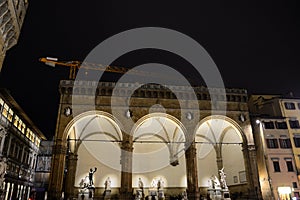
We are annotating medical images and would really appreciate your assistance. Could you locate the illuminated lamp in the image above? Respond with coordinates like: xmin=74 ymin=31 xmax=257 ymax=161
xmin=278 ymin=186 xmax=292 ymax=195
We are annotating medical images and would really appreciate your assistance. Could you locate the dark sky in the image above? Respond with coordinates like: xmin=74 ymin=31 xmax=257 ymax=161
xmin=0 ymin=1 xmax=299 ymax=139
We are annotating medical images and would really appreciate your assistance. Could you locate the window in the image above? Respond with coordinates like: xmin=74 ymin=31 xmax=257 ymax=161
xmin=35 ymin=138 xmax=40 ymax=147
xmin=26 ymin=128 xmax=30 ymax=138
xmin=264 ymin=121 xmax=275 ymax=129
xmin=273 ymin=161 xmax=280 ymax=172
xmin=21 ymin=123 xmax=26 ymax=134
xmin=17 ymin=147 xmax=22 ymax=161
xmin=289 ymin=120 xmax=300 ymax=129
xmin=275 ymin=121 xmax=288 ymax=129
xmin=294 ymin=137 xmax=300 ymax=147
xmin=0 ymin=98 xmax=4 ymax=109
xmin=2 ymin=103 xmax=9 ymax=118
xmin=298 ymin=103 xmax=300 ymax=110
xmin=28 ymin=156 xmax=32 ymax=166
xmin=285 ymin=102 xmax=296 ymax=110
xmin=13 ymin=115 xmax=19 ymax=127
xmin=18 ymin=119 xmax=23 ymax=131
xmin=7 ymin=109 xmax=13 ymax=122
xmin=293 ymin=182 xmax=298 ymax=188
xmin=286 ymin=161 xmax=294 ymax=172
xmin=266 ymin=139 xmax=279 ymax=148
xmin=279 ymin=138 xmax=292 ymax=148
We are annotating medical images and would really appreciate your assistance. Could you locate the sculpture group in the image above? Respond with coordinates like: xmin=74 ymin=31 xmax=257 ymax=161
xmin=78 ymin=169 xmax=199 ymax=200
xmin=208 ymin=168 xmax=231 ymax=200
xmin=79 ymin=167 xmax=97 ymax=199
xmin=135 ymin=177 xmax=165 ymax=200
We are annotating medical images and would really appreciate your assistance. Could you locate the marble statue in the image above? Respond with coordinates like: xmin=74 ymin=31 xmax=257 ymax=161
xmin=210 ymin=175 xmax=221 ymax=189
xmin=104 ymin=177 xmax=111 ymax=190
xmin=219 ymin=167 xmax=228 ymax=189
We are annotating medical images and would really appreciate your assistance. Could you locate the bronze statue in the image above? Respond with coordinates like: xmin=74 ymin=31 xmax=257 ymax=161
xmin=89 ymin=167 xmax=97 ymax=186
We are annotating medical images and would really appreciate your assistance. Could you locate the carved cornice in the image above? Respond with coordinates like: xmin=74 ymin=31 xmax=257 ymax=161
xmin=59 ymin=80 xmax=248 ymax=103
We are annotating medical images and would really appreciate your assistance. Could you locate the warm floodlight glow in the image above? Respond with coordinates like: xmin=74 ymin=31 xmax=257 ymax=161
xmin=255 ymin=119 xmax=260 ymax=124
xmin=278 ymin=186 xmax=292 ymax=194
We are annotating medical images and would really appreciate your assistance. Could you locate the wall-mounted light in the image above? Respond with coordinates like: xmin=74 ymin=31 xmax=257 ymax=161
xmin=256 ymin=119 xmax=261 ymax=124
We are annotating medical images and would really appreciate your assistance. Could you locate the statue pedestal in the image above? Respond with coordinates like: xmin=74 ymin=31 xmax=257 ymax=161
xmin=78 ymin=187 xmax=94 ymax=200
xmin=148 ymin=189 xmax=158 ymax=200
xmin=207 ymin=188 xmax=222 ymax=200
xmin=104 ymin=190 xmax=111 ymax=200
xmin=221 ymin=189 xmax=231 ymax=200
xmin=158 ymin=189 xmax=164 ymax=200
xmin=135 ymin=189 xmax=143 ymax=200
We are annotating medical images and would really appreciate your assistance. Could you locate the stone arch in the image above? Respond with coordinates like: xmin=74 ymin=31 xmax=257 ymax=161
xmin=61 ymin=111 xmax=124 ymax=198
xmin=195 ymin=115 xmax=248 ymax=145
xmin=194 ymin=115 xmax=250 ymax=192
xmin=63 ymin=110 xmax=123 ymax=145
xmin=130 ymin=113 xmax=188 ymax=192
xmin=131 ymin=112 xmax=188 ymax=142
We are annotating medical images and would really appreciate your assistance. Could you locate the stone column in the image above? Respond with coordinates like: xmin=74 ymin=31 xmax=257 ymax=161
xmin=48 ymin=141 xmax=67 ymax=200
xmin=185 ymin=142 xmax=200 ymax=200
xmin=215 ymin=146 xmax=224 ymax=181
xmin=120 ymin=136 xmax=133 ymax=200
xmin=65 ymin=153 xmax=78 ymax=199
xmin=242 ymin=144 xmax=254 ymax=188
xmin=246 ymin=144 xmax=263 ymax=200
xmin=241 ymin=144 xmax=262 ymax=199
xmin=0 ymin=126 xmax=7 ymax=156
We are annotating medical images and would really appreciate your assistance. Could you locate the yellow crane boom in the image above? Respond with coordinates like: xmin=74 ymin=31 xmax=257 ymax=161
xmin=39 ymin=57 xmax=141 ymax=79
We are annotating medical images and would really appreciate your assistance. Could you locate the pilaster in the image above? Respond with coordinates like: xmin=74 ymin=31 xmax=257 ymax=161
xmin=65 ymin=153 xmax=78 ymax=199
xmin=48 ymin=141 xmax=67 ymax=200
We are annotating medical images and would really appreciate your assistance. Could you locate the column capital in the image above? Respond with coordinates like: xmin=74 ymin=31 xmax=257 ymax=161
xmin=248 ymin=144 xmax=256 ymax=151
xmin=68 ymin=153 xmax=78 ymax=160
xmin=53 ymin=144 xmax=68 ymax=154
xmin=121 ymin=141 xmax=133 ymax=151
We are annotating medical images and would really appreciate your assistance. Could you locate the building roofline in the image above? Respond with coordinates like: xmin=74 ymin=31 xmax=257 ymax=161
xmin=0 ymin=88 xmax=47 ymax=140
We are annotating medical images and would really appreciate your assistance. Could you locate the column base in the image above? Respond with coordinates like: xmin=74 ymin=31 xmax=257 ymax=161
xmin=187 ymin=191 xmax=200 ymax=200
xmin=119 ymin=191 xmax=133 ymax=200
xmin=47 ymin=190 xmax=62 ymax=200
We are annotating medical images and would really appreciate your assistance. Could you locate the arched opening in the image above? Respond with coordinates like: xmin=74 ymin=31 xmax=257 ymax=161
xmin=195 ymin=115 xmax=248 ymax=196
xmin=64 ymin=111 xmax=123 ymax=198
xmin=131 ymin=113 xmax=187 ymax=196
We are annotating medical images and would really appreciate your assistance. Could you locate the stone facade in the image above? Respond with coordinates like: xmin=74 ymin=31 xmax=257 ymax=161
xmin=48 ymin=80 xmax=261 ymax=200
xmin=0 ymin=89 xmax=45 ymax=200
xmin=0 ymin=0 xmax=28 ymax=70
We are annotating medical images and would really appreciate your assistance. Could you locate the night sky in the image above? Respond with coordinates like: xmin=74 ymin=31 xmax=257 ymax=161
xmin=0 ymin=1 xmax=299 ymax=139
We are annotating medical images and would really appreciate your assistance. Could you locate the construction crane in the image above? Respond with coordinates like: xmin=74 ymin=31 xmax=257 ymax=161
xmin=39 ymin=57 xmax=148 ymax=79
xmin=39 ymin=57 xmax=195 ymax=86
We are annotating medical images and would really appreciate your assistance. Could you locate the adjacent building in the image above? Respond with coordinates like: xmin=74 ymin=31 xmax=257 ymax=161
xmin=249 ymin=95 xmax=300 ymax=200
xmin=0 ymin=0 xmax=28 ymax=70
xmin=34 ymin=140 xmax=53 ymax=199
xmin=251 ymin=116 xmax=299 ymax=200
xmin=0 ymin=89 xmax=46 ymax=200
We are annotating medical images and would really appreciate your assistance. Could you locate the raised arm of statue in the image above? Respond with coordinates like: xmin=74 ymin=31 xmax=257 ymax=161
xmin=88 ymin=167 xmax=97 ymax=186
